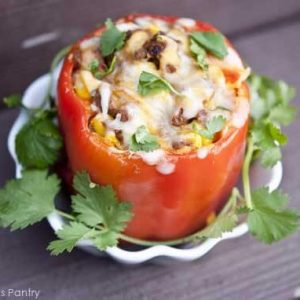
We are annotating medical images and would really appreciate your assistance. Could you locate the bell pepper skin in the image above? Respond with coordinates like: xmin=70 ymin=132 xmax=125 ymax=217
xmin=57 ymin=14 xmax=249 ymax=241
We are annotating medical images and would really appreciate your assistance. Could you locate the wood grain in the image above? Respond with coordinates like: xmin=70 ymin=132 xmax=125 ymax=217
xmin=1 ymin=0 xmax=300 ymax=108
xmin=0 ymin=1 xmax=300 ymax=300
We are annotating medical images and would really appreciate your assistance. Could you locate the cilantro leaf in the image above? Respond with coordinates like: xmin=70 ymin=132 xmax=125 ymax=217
xmin=88 ymin=59 xmax=100 ymax=75
xmin=268 ymin=104 xmax=298 ymax=126
xmin=243 ymin=73 xmax=299 ymax=245
xmin=135 ymin=125 xmax=155 ymax=144
xmin=248 ymin=187 xmax=300 ymax=244
xmin=3 ymin=94 xmax=22 ymax=108
xmin=72 ymin=172 xmax=133 ymax=232
xmin=138 ymin=71 xmax=180 ymax=96
xmin=100 ymin=19 xmax=126 ymax=57
xmin=260 ymin=147 xmax=281 ymax=168
xmin=89 ymin=56 xmax=117 ymax=79
xmin=15 ymin=115 xmax=63 ymax=169
xmin=190 ymin=31 xmax=228 ymax=59
xmin=197 ymin=116 xmax=226 ymax=140
xmin=268 ymin=123 xmax=288 ymax=145
xmin=0 ymin=170 xmax=60 ymax=230
xmin=190 ymin=39 xmax=208 ymax=71
xmin=248 ymin=73 xmax=297 ymax=125
xmin=93 ymin=231 xmax=120 ymax=250
xmin=47 ymin=222 xmax=94 ymax=255
xmin=251 ymin=122 xmax=285 ymax=149
xmin=251 ymin=122 xmax=287 ymax=167
xmin=248 ymin=73 xmax=296 ymax=168
xmin=48 ymin=172 xmax=133 ymax=254
xmin=129 ymin=125 xmax=160 ymax=152
xmin=196 ymin=212 xmax=238 ymax=239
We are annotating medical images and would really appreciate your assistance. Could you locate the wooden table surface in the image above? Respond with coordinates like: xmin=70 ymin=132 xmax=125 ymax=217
xmin=1 ymin=1 xmax=300 ymax=299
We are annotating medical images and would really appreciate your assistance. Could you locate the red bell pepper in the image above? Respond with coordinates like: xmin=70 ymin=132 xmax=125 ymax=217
xmin=57 ymin=14 xmax=249 ymax=241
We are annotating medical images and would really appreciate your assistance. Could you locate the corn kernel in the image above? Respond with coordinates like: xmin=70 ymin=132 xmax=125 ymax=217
xmin=202 ymin=137 xmax=212 ymax=146
xmin=91 ymin=118 xmax=105 ymax=136
xmin=193 ymin=134 xmax=203 ymax=148
xmin=206 ymin=212 xmax=216 ymax=225
xmin=105 ymin=134 xmax=120 ymax=147
xmin=75 ymin=85 xmax=90 ymax=100
xmin=74 ymin=73 xmax=90 ymax=100
xmin=79 ymin=70 xmax=101 ymax=93
xmin=149 ymin=24 xmax=160 ymax=34
xmin=175 ymin=146 xmax=191 ymax=154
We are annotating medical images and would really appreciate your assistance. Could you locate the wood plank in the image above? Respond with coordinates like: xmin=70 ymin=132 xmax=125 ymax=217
xmin=0 ymin=8 xmax=300 ymax=300
xmin=1 ymin=0 xmax=300 ymax=108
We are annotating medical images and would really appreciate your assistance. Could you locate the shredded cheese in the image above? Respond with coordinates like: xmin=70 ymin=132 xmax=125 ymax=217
xmin=73 ymin=16 xmax=250 ymax=162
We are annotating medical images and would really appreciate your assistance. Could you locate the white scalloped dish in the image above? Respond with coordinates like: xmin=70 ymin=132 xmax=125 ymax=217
xmin=7 ymin=69 xmax=283 ymax=264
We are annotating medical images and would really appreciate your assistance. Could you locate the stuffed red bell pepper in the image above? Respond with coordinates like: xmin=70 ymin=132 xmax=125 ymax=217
xmin=57 ymin=14 xmax=250 ymax=241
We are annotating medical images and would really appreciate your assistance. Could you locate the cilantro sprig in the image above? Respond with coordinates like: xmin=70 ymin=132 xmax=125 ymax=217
xmin=48 ymin=172 xmax=133 ymax=254
xmin=238 ymin=74 xmax=300 ymax=243
xmin=92 ymin=18 xmax=125 ymax=78
xmin=190 ymin=74 xmax=299 ymax=244
xmin=248 ymin=73 xmax=297 ymax=168
xmin=0 ymin=171 xmax=133 ymax=254
xmin=138 ymin=71 xmax=180 ymax=96
xmin=248 ymin=74 xmax=297 ymax=124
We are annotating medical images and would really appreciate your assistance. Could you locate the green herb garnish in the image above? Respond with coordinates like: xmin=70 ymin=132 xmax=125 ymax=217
xmin=3 ymin=94 xmax=22 ymax=108
xmin=195 ymin=116 xmax=226 ymax=140
xmin=100 ymin=19 xmax=126 ymax=57
xmin=248 ymin=187 xmax=299 ymax=243
xmin=129 ymin=125 xmax=160 ymax=152
xmin=88 ymin=56 xmax=117 ymax=79
xmin=239 ymin=74 xmax=299 ymax=243
xmin=0 ymin=171 xmax=133 ymax=254
xmin=15 ymin=113 xmax=63 ymax=169
xmin=88 ymin=59 xmax=100 ymax=75
xmin=48 ymin=172 xmax=133 ymax=254
xmin=3 ymin=46 xmax=68 ymax=169
xmin=138 ymin=71 xmax=180 ymax=96
xmin=190 ymin=31 xmax=228 ymax=59
xmin=190 ymin=39 xmax=208 ymax=71
xmin=249 ymin=73 xmax=297 ymax=168
xmin=0 ymin=170 xmax=60 ymax=230
xmin=194 ymin=188 xmax=239 ymax=239
xmin=248 ymin=73 xmax=297 ymax=124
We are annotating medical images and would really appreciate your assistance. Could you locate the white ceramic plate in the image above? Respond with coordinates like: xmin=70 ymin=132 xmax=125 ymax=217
xmin=7 ymin=68 xmax=283 ymax=264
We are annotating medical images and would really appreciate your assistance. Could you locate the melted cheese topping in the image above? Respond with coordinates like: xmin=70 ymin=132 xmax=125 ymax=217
xmin=72 ymin=16 xmax=250 ymax=163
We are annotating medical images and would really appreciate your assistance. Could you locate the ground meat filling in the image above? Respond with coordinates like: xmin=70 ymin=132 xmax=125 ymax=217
xmin=108 ymin=104 xmax=129 ymax=122
xmin=143 ymin=34 xmax=167 ymax=69
xmin=172 ymin=108 xmax=188 ymax=126
xmin=72 ymin=17 xmax=250 ymax=152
